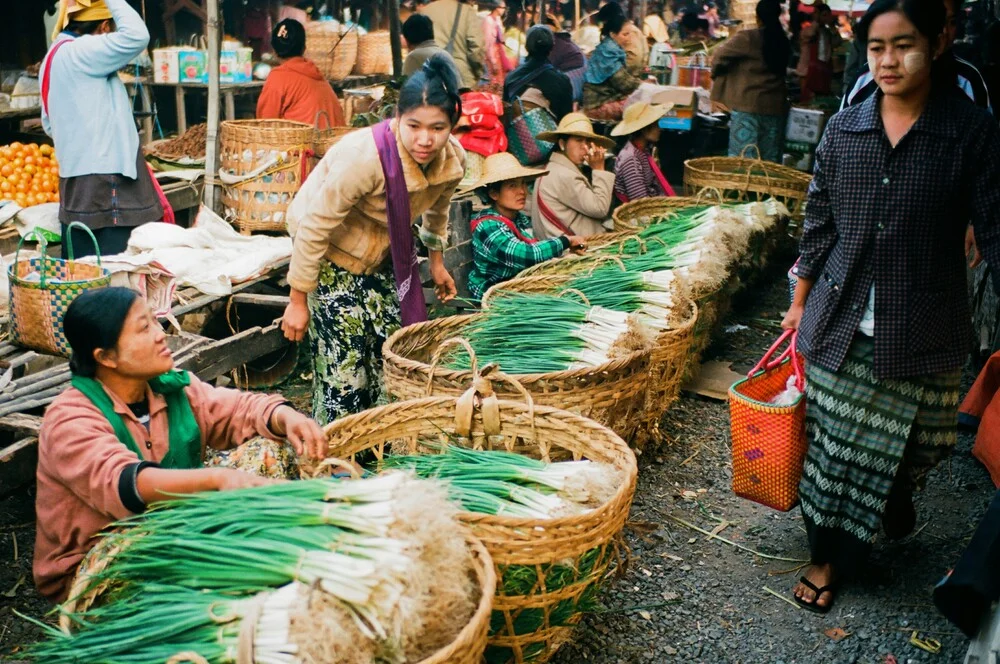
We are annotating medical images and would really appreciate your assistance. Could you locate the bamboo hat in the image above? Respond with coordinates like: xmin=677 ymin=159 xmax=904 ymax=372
xmin=536 ymin=113 xmax=616 ymax=149
xmin=610 ymin=102 xmax=674 ymax=137
xmin=458 ymin=152 xmax=548 ymax=194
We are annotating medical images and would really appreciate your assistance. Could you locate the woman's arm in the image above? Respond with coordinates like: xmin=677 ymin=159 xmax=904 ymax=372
xmin=67 ymin=0 xmax=150 ymax=77
xmin=479 ymin=220 xmax=568 ymax=270
xmin=606 ymin=67 xmax=643 ymax=96
xmin=134 ymin=466 xmax=272 ymax=506
xmin=969 ymin=116 xmax=1000 ymax=285
xmin=710 ymin=30 xmax=751 ymax=68
xmin=566 ymin=169 xmax=616 ymax=219
xmin=420 ymin=144 xmax=464 ymax=302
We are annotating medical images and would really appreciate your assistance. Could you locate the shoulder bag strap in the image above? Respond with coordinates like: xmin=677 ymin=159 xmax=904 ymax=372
xmin=42 ymin=38 xmax=72 ymax=116
xmin=445 ymin=2 xmax=463 ymax=54
xmin=534 ymin=177 xmax=575 ymax=235
xmin=471 ymin=213 xmax=538 ymax=244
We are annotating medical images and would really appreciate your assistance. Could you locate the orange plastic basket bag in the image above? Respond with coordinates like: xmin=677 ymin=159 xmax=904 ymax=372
xmin=728 ymin=330 xmax=807 ymax=511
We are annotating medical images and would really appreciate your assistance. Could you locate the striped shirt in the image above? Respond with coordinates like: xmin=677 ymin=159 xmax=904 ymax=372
xmin=614 ymin=140 xmax=666 ymax=202
xmin=467 ymin=207 xmax=568 ymax=301
xmin=841 ymin=55 xmax=992 ymax=113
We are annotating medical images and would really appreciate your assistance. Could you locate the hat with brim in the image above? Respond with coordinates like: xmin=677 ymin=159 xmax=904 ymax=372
xmin=610 ymin=102 xmax=674 ymax=137
xmin=536 ymin=112 xmax=616 ymax=149
xmin=458 ymin=152 xmax=548 ymax=195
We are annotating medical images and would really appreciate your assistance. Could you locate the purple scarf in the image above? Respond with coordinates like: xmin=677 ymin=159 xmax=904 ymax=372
xmin=373 ymin=120 xmax=428 ymax=327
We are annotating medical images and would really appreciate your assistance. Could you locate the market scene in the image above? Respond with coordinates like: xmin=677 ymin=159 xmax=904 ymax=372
xmin=1 ymin=0 xmax=1000 ymax=661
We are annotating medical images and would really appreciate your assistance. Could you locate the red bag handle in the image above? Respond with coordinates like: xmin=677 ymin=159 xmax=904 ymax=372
xmin=748 ymin=329 xmax=805 ymax=391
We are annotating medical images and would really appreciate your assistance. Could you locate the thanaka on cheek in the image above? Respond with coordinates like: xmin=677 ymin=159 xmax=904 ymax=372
xmin=903 ymin=52 xmax=926 ymax=74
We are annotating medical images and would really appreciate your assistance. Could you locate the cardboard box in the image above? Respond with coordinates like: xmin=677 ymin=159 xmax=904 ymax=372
xmin=153 ymin=47 xmax=181 ymax=83
xmin=786 ymin=107 xmax=826 ymax=145
xmin=220 ymin=47 xmax=253 ymax=83
xmin=782 ymin=140 xmax=815 ymax=172
xmin=178 ymin=49 xmax=208 ymax=83
xmin=651 ymin=86 xmax=699 ymax=132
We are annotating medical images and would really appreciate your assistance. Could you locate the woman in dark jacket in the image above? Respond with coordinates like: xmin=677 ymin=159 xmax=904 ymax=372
xmin=503 ymin=24 xmax=573 ymax=121
xmin=783 ymin=0 xmax=1000 ymax=614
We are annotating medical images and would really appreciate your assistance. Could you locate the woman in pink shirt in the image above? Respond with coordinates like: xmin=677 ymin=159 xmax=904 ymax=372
xmin=33 ymin=288 xmax=327 ymax=602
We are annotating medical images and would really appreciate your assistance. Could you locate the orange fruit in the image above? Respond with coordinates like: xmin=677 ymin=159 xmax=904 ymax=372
xmin=22 ymin=164 xmax=35 ymax=176
xmin=11 ymin=158 xmax=23 ymax=169
xmin=24 ymin=156 xmax=35 ymax=166
xmin=7 ymin=172 xmax=19 ymax=185
xmin=0 ymin=165 xmax=12 ymax=178
xmin=39 ymin=145 xmax=53 ymax=157
xmin=15 ymin=182 xmax=27 ymax=193
xmin=13 ymin=193 xmax=25 ymax=206
xmin=9 ymin=142 xmax=22 ymax=151
xmin=0 ymin=181 xmax=10 ymax=194
xmin=24 ymin=194 xmax=36 ymax=207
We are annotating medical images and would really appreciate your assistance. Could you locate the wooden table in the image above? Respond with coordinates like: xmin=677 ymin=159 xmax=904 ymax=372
xmin=0 ymin=106 xmax=40 ymax=122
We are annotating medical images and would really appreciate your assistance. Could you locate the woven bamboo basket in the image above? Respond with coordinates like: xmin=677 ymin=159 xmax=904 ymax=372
xmin=611 ymin=188 xmax=725 ymax=232
xmin=480 ymin=276 xmax=699 ymax=449
xmin=355 ymin=30 xmax=392 ymax=75
xmin=219 ymin=119 xmax=313 ymax=234
xmin=324 ymin=373 xmax=638 ymax=664
xmin=382 ymin=317 xmax=651 ymax=442
xmin=60 ymin=531 xmax=496 ymax=664
xmin=305 ymin=22 xmax=358 ymax=80
xmin=683 ymin=146 xmax=811 ymax=220
xmin=312 ymin=110 xmax=358 ymax=160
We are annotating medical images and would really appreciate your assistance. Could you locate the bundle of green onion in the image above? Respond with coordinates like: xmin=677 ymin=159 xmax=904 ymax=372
xmin=445 ymin=293 xmax=654 ymax=374
xmin=24 ymin=474 xmax=482 ymax=664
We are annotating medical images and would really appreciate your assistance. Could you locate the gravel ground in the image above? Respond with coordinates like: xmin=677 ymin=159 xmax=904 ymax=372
xmin=552 ymin=268 xmax=995 ymax=664
xmin=0 ymin=266 xmax=993 ymax=663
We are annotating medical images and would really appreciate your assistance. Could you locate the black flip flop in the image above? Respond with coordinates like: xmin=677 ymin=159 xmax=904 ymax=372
xmin=793 ymin=576 xmax=836 ymax=614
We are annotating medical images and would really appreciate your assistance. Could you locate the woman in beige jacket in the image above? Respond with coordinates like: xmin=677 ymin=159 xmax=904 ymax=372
xmin=531 ymin=113 xmax=617 ymax=239
xmin=281 ymin=56 xmax=463 ymax=424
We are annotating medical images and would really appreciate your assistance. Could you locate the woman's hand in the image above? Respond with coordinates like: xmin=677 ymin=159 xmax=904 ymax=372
xmin=429 ymin=251 xmax=457 ymax=302
xmin=281 ymin=289 xmax=310 ymax=343
xmin=782 ymin=304 xmax=805 ymax=330
xmin=212 ymin=468 xmax=279 ymax=491
xmin=966 ymin=225 xmax=983 ymax=269
xmin=269 ymin=405 xmax=327 ymax=459
xmin=587 ymin=145 xmax=607 ymax=171
xmin=566 ymin=235 xmax=588 ymax=256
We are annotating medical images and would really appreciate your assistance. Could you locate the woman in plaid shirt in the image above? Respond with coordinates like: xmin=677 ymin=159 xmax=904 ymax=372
xmin=782 ymin=0 xmax=1000 ymax=613
xmin=464 ymin=152 xmax=586 ymax=301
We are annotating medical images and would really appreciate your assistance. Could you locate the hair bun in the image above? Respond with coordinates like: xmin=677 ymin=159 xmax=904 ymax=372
xmin=422 ymin=53 xmax=461 ymax=97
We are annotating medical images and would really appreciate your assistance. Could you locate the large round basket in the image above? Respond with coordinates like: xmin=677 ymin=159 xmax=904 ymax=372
xmin=219 ymin=119 xmax=313 ymax=234
xmin=305 ymin=22 xmax=358 ymax=81
xmin=382 ymin=316 xmax=651 ymax=442
xmin=683 ymin=147 xmax=811 ymax=220
xmin=611 ymin=189 xmax=724 ymax=232
xmin=324 ymin=376 xmax=638 ymax=664
xmin=481 ymin=276 xmax=699 ymax=450
xmin=313 ymin=110 xmax=358 ymax=160
xmin=60 ymin=531 xmax=496 ymax=664
xmin=355 ymin=30 xmax=392 ymax=74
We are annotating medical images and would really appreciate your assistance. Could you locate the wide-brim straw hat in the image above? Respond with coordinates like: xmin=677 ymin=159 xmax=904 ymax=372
xmin=458 ymin=152 xmax=548 ymax=194
xmin=610 ymin=102 xmax=674 ymax=137
xmin=536 ymin=112 xmax=616 ymax=149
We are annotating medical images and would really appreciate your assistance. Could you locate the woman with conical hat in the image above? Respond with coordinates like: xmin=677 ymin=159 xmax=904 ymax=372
xmin=531 ymin=113 xmax=617 ymax=240
xmin=611 ymin=101 xmax=678 ymax=203
xmin=464 ymin=153 xmax=587 ymax=301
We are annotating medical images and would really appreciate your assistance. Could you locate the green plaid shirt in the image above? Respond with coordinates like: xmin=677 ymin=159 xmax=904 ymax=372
xmin=467 ymin=207 xmax=567 ymax=301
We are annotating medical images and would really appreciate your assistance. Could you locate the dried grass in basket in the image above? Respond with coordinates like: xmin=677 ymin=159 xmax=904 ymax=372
xmin=219 ymin=119 xmax=313 ymax=234
xmin=323 ymin=369 xmax=637 ymax=664
xmin=60 ymin=530 xmax=496 ymax=664
xmin=480 ymin=276 xmax=699 ymax=450
xmin=355 ymin=30 xmax=393 ymax=75
xmin=382 ymin=317 xmax=651 ymax=442
xmin=305 ymin=22 xmax=359 ymax=80
xmin=611 ymin=188 xmax=724 ymax=232
xmin=8 ymin=224 xmax=111 ymax=357
xmin=683 ymin=146 xmax=811 ymax=220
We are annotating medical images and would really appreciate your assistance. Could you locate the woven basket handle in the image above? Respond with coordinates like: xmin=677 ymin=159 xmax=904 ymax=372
xmin=748 ymin=329 xmax=804 ymax=391
xmin=14 ymin=228 xmax=48 ymax=288
xmin=482 ymin=366 xmax=540 ymax=455
xmin=739 ymin=145 xmax=763 ymax=162
xmin=693 ymin=187 xmax=724 ymax=203
xmin=313 ymin=110 xmax=332 ymax=131
xmin=301 ymin=457 xmax=363 ymax=480
xmin=427 ymin=337 xmax=477 ymax=396
xmin=64 ymin=221 xmax=102 ymax=265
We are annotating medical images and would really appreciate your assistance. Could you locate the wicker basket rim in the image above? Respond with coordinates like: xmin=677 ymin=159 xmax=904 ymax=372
xmin=683 ymin=156 xmax=812 ymax=184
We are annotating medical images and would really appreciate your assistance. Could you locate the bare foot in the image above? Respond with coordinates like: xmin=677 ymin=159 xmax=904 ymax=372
xmin=792 ymin=563 xmax=837 ymax=609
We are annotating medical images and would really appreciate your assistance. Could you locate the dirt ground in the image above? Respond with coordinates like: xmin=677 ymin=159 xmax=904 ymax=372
xmin=0 ymin=266 xmax=994 ymax=663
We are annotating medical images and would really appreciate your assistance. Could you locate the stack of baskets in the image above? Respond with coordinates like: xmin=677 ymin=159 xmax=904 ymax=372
xmin=324 ymin=370 xmax=638 ymax=664
xmin=305 ymin=22 xmax=358 ymax=81
xmin=383 ymin=325 xmax=651 ymax=442
xmin=355 ymin=30 xmax=393 ymax=75
xmin=684 ymin=146 xmax=812 ymax=221
xmin=219 ymin=119 xmax=313 ymax=234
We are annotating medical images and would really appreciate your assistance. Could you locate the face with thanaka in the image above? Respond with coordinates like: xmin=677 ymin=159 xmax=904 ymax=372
xmin=866 ymin=9 xmax=943 ymax=98
xmin=398 ymin=106 xmax=453 ymax=165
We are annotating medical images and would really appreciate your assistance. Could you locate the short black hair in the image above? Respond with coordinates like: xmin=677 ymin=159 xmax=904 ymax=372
xmin=272 ymin=18 xmax=306 ymax=59
xmin=402 ymin=14 xmax=435 ymax=45
xmin=64 ymin=287 xmax=141 ymax=377
xmin=526 ymin=25 xmax=554 ymax=58
xmin=596 ymin=1 xmax=627 ymax=37
xmin=66 ymin=19 xmax=109 ymax=35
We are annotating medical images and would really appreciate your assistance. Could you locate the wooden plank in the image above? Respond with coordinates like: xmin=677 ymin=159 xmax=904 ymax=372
xmin=177 ymin=321 xmax=288 ymax=381
xmin=163 ymin=182 xmax=204 ymax=213
xmin=0 ymin=413 xmax=42 ymax=437
xmin=169 ymin=259 xmax=290 ymax=317
xmin=0 ymin=437 xmax=38 ymax=496
xmin=229 ymin=293 xmax=290 ymax=308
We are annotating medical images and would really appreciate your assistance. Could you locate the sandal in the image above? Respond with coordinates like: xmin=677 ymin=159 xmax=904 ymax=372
xmin=793 ymin=576 xmax=837 ymax=614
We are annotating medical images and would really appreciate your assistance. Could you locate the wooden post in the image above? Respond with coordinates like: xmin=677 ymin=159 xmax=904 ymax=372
xmin=204 ymin=0 xmax=221 ymax=212
xmin=575 ymin=0 xmax=581 ymax=28
xmin=388 ymin=0 xmax=404 ymax=77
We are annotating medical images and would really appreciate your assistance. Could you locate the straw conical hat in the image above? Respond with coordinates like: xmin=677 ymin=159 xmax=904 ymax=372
xmin=536 ymin=113 xmax=616 ymax=149
xmin=611 ymin=102 xmax=674 ymax=137
xmin=459 ymin=152 xmax=548 ymax=194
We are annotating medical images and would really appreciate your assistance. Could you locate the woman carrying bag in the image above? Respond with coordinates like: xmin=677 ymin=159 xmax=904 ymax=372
xmin=282 ymin=55 xmax=462 ymax=424
xmin=782 ymin=0 xmax=1000 ymax=613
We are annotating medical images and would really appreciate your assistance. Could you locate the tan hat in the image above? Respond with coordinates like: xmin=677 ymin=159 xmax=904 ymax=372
xmin=459 ymin=152 xmax=548 ymax=194
xmin=536 ymin=112 xmax=616 ymax=149
xmin=610 ymin=102 xmax=674 ymax=137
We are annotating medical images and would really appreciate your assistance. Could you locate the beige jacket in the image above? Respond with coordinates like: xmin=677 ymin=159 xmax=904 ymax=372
xmin=531 ymin=151 xmax=615 ymax=239
xmin=711 ymin=28 xmax=788 ymax=116
xmin=286 ymin=124 xmax=466 ymax=293
xmin=423 ymin=0 xmax=486 ymax=89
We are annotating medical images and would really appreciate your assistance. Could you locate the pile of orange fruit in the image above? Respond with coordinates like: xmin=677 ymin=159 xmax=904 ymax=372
xmin=0 ymin=142 xmax=59 ymax=208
